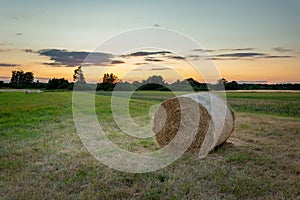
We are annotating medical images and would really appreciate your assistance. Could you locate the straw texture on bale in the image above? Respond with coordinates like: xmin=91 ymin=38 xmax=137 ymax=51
xmin=152 ymin=93 xmax=235 ymax=157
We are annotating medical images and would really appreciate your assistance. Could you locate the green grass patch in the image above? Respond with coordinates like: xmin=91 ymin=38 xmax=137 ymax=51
xmin=0 ymin=91 xmax=299 ymax=199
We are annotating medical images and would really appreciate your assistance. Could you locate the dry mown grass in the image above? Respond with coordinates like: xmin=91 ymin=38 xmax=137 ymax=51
xmin=0 ymin=92 xmax=299 ymax=199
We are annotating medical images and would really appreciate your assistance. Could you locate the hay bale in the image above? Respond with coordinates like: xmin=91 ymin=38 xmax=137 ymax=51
xmin=152 ymin=93 xmax=235 ymax=158
xmin=25 ymin=90 xmax=32 ymax=94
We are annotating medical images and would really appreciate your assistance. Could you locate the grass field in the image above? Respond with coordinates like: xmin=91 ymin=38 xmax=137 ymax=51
xmin=0 ymin=91 xmax=299 ymax=199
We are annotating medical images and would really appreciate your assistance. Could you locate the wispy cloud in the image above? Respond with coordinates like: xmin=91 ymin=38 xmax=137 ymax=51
xmin=211 ymin=52 xmax=294 ymax=60
xmin=193 ymin=48 xmax=254 ymax=52
xmin=262 ymin=55 xmax=293 ymax=58
xmin=193 ymin=49 xmax=214 ymax=52
xmin=125 ymin=51 xmax=172 ymax=57
xmin=216 ymin=52 xmax=266 ymax=58
xmin=42 ymin=62 xmax=64 ymax=67
xmin=273 ymin=47 xmax=292 ymax=53
xmin=0 ymin=63 xmax=20 ymax=67
xmin=168 ymin=55 xmax=186 ymax=60
xmin=145 ymin=57 xmax=163 ymax=62
xmin=23 ymin=49 xmax=35 ymax=53
xmin=220 ymin=48 xmax=254 ymax=51
xmin=110 ymin=60 xmax=125 ymax=65
xmin=189 ymin=51 xmax=294 ymax=61
xmin=38 ymin=49 xmax=112 ymax=67
xmin=134 ymin=62 xmax=149 ymax=65
xmin=150 ymin=67 xmax=170 ymax=71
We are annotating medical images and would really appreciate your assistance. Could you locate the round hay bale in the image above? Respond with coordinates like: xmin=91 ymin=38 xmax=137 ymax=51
xmin=25 ymin=90 xmax=32 ymax=94
xmin=152 ymin=93 xmax=235 ymax=158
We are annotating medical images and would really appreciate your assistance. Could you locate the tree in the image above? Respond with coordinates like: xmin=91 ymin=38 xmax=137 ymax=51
xmin=46 ymin=78 xmax=70 ymax=89
xmin=144 ymin=75 xmax=165 ymax=85
xmin=73 ymin=66 xmax=86 ymax=83
xmin=217 ymin=78 xmax=228 ymax=85
xmin=10 ymin=70 xmax=34 ymax=84
xmin=23 ymin=72 xmax=34 ymax=84
xmin=96 ymin=73 xmax=119 ymax=91
xmin=225 ymin=81 xmax=239 ymax=90
xmin=102 ymin=73 xmax=118 ymax=84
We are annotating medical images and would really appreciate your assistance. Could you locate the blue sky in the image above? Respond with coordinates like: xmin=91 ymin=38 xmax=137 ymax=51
xmin=1 ymin=0 xmax=299 ymax=50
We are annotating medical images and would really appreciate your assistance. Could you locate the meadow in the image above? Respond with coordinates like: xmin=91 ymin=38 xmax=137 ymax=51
xmin=0 ymin=91 xmax=299 ymax=199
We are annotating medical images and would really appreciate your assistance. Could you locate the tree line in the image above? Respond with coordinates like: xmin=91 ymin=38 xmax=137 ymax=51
xmin=1 ymin=67 xmax=299 ymax=91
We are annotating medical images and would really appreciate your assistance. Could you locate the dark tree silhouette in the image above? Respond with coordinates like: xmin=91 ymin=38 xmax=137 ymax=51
xmin=225 ymin=81 xmax=239 ymax=90
xmin=102 ymin=73 xmax=118 ymax=84
xmin=217 ymin=78 xmax=228 ymax=85
xmin=11 ymin=70 xmax=34 ymax=84
xmin=144 ymin=75 xmax=165 ymax=85
xmin=73 ymin=66 xmax=86 ymax=83
xmin=46 ymin=78 xmax=69 ymax=89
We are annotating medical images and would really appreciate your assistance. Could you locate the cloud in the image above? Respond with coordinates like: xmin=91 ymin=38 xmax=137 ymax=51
xmin=38 ymin=49 xmax=112 ymax=67
xmin=23 ymin=49 xmax=35 ymax=53
xmin=110 ymin=60 xmax=125 ymax=65
xmin=135 ymin=62 xmax=149 ymax=65
xmin=16 ymin=32 xmax=23 ymax=36
xmin=219 ymin=48 xmax=254 ymax=51
xmin=150 ymin=67 xmax=170 ymax=71
xmin=262 ymin=55 xmax=293 ymax=58
xmin=126 ymin=51 xmax=172 ymax=57
xmin=192 ymin=48 xmax=254 ymax=52
xmin=145 ymin=57 xmax=163 ymax=62
xmin=216 ymin=52 xmax=266 ymax=58
xmin=209 ymin=52 xmax=294 ymax=60
xmin=42 ymin=62 xmax=64 ymax=67
xmin=0 ymin=63 xmax=20 ymax=67
xmin=0 ymin=49 xmax=16 ymax=52
xmin=273 ymin=47 xmax=292 ymax=53
xmin=193 ymin=49 xmax=214 ymax=52
xmin=168 ymin=55 xmax=186 ymax=60
xmin=0 ymin=76 xmax=11 ymax=79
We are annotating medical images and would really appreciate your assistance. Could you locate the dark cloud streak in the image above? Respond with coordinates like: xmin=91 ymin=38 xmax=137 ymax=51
xmin=193 ymin=48 xmax=254 ymax=52
xmin=126 ymin=51 xmax=172 ymax=57
xmin=145 ymin=57 xmax=163 ymax=62
xmin=206 ymin=52 xmax=294 ymax=60
xmin=0 ymin=63 xmax=20 ymax=67
xmin=38 ymin=49 xmax=112 ymax=67
xmin=216 ymin=53 xmax=266 ymax=58
xmin=168 ymin=55 xmax=186 ymax=60
xmin=110 ymin=60 xmax=125 ymax=65
xmin=23 ymin=49 xmax=35 ymax=53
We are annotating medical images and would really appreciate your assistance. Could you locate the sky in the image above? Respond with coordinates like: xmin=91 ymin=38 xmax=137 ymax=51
xmin=0 ymin=0 xmax=299 ymax=83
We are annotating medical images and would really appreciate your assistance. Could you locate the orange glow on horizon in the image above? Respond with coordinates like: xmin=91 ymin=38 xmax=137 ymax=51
xmin=0 ymin=49 xmax=299 ymax=84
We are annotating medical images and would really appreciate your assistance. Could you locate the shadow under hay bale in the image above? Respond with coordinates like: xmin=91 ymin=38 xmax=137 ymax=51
xmin=152 ymin=93 xmax=235 ymax=158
